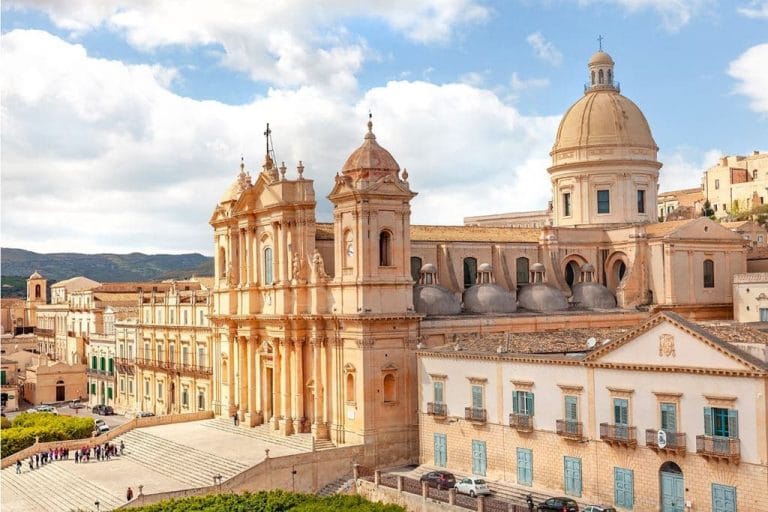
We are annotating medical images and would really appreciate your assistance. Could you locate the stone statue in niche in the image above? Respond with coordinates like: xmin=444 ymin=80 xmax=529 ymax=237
xmin=310 ymin=248 xmax=328 ymax=282
xmin=658 ymin=333 xmax=676 ymax=357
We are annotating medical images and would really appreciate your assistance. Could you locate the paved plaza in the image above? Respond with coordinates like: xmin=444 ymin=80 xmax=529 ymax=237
xmin=1 ymin=419 xmax=306 ymax=512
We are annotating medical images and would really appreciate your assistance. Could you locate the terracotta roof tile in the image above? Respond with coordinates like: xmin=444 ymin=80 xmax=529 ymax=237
xmin=315 ymin=223 xmax=540 ymax=243
xmin=642 ymin=219 xmax=693 ymax=237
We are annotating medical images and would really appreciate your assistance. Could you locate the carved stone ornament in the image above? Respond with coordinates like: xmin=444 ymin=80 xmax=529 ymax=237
xmin=658 ymin=333 xmax=676 ymax=357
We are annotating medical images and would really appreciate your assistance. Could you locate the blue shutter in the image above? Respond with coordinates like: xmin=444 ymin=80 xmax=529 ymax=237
xmin=660 ymin=403 xmax=677 ymax=432
xmin=565 ymin=396 xmax=578 ymax=421
xmin=704 ymin=407 xmax=713 ymax=436
xmin=434 ymin=433 xmax=447 ymax=467
xmin=564 ymin=457 xmax=582 ymax=497
xmin=512 ymin=391 xmax=520 ymax=413
xmin=472 ymin=440 xmax=487 ymax=476
xmin=727 ymin=410 xmax=739 ymax=439
xmin=614 ymin=467 xmax=634 ymax=509
xmin=614 ymin=398 xmax=628 ymax=425
xmin=434 ymin=382 xmax=444 ymax=403
xmin=472 ymin=385 xmax=483 ymax=409
xmin=526 ymin=392 xmax=534 ymax=416
xmin=517 ymin=448 xmax=532 ymax=486
xmin=712 ymin=484 xmax=736 ymax=512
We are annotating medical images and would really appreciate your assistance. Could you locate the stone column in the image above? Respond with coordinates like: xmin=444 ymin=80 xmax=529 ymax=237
xmin=238 ymin=229 xmax=246 ymax=286
xmin=280 ymin=221 xmax=289 ymax=284
xmin=293 ymin=339 xmax=304 ymax=433
xmin=238 ymin=336 xmax=247 ymax=421
xmin=227 ymin=334 xmax=236 ymax=416
xmin=280 ymin=339 xmax=293 ymax=435
xmin=247 ymin=336 xmax=259 ymax=426
xmin=271 ymin=341 xmax=280 ymax=429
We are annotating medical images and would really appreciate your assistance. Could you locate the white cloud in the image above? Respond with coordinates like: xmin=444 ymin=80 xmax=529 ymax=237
xmin=526 ymin=32 xmax=562 ymax=66
xmin=459 ymin=71 xmax=486 ymax=87
xmin=728 ymin=43 xmax=768 ymax=114
xmin=578 ymin=0 xmax=714 ymax=32
xmin=1 ymin=29 xmax=560 ymax=254
xmin=658 ymin=147 xmax=722 ymax=192
xmin=4 ymin=0 xmax=489 ymax=91
xmin=738 ymin=0 xmax=768 ymax=18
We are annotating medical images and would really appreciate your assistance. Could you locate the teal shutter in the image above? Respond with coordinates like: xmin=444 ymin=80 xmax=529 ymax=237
xmin=565 ymin=396 xmax=578 ymax=421
xmin=434 ymin=382 xmax=444 ymax=403
xmin=564 ymin=457 xmax=582 ymax=497
xmin=704 ymin=407 xmax=713 ymax=436
xmin=661 ymin=403 xmax=677 ymax=432
xmin=108 ymin=359 xmax=114 ymax=373
xmin=434 ymin=433 xmax=447 ymax=467
xmin=526 ymin=392 xmax=534 ymax=416
xmin=0 ymin=370 xmax=6 ymax=385
xmin=712 ymin=484 xmax=736 ymax=512
xmin=91 ymin=356 xmax=97 ymax=369
xmin=472 ymin=440 xmax=487 ymax=476
xmin=90 ymin=383 xmax=96 ymax=394
xmin=727 ymin=410 xmax=739 ymax=439
xmin=513 ymin=391 xmax=520 ymax=413
xmin=614 ymin=467 xmax=634 ymax=509
xmin=614 ymin=398 xmax=628 ymax=425
xmin=472 ymin=385 xmax=483 ymax=409
xmin=517 ymin=448 xmax=532 ymax=486
xmin=100 ymin=357 xmax=105 ymax=371
xmin=107 ymin=387 xmax=113 ymax=399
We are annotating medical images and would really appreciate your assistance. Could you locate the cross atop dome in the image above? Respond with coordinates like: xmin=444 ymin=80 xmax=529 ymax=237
xmin=587 ymin=39 xmax=617 ymax=92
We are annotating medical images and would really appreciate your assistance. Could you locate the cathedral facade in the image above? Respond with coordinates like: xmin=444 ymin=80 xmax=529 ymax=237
xmin=207 ymin=50 xmax=747 ymax=467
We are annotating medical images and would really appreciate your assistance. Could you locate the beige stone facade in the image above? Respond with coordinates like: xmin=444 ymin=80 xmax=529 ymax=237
xmin=702 ymin=152 xmax=768 ymax=219
xmin=722 ymin=221 xmax=768 ymax=248
xmin=657 ymin=187 xmax=705 ymax=222
xmin=1 ymin=356 xmax=22 ymax=412
xmin=23 ymin=356 xmax=87 ymax=405
xmin=418 ymin=313 xmax=768 ymax=512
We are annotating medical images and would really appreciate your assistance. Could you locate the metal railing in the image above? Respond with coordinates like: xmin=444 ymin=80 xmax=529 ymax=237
xmin=464 ymin=407 xmax=487 ymax=423
xmin=645 ymin=429 xmax=686 ymax=452
xmin=696 ymin=435 xmax=740 ymax=462
xmin=600 ymin=423 xmax=637 ymax=447
xmin=509 ymin=413 xmax=533 ymax=432
xmin=86 ymin=368 xmax=114 ymax=378
xmin=131 ymin=357 xmax=213 ymax=376
xmin=556 ymin=419 xmax=584 ymax=440
xmin=427 ymin=402 xmax=448 ymax=417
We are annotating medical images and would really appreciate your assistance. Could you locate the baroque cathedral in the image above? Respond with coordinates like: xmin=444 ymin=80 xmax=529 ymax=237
xmin=207 ymin=50 xmax=746 ymax=466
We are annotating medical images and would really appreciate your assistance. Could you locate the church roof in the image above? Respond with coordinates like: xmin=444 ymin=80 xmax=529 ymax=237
xmin=314 ymin=223 xmax=540 ymax=243
xmin=588 ymin=50 xmax=614 ymax=66
xmin=642 ymin=219 xmax=694 ymax=238
xmin=341 ymin=117 xmax=400 ymax=175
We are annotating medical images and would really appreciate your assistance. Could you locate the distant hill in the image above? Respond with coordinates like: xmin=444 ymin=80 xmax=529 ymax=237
xmin=1 ymin=248 xmax=213 ymax=296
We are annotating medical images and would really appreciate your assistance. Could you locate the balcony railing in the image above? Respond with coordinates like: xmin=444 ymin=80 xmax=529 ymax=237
xmin=426 ymin=402 xmax=447 ymax=418
xmin=133 ymin=357 xmax=212 ymax=376
xmin=86 ymin=368 xmax=114 ymax=378
xmin=600 ymin=423 xmax=637 ymax=447
xmin=556 ymin=419 xmax=585 ymax=441
xmin=509 ymin=413 xmax=534 ymax=432
xmin=464 ymin=407 xmax=487 ymax=423
xmin=696 ymin=435 xmax=740 ymax=463
xmin=646 ymin=429 xmax=686 ymax=454
xmin=33 ymin=327 xmax=54 ymax=337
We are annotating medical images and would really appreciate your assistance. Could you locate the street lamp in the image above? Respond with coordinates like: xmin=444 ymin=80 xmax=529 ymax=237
xmin=94 ymin=501 xmax=100 ymax=512
xmin=213 ymin=474 xmax=223 ymax=492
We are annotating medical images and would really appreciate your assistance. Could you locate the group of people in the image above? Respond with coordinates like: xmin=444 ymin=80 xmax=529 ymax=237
xmin=14 ymin=440 xmax=125 ymax=474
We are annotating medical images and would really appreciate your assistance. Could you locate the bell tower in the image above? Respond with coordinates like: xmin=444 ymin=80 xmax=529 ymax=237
xmin=328 ymin=115 xmax=417 ymax=314
xmin=25 ymin=271 xmax=47 ymax=328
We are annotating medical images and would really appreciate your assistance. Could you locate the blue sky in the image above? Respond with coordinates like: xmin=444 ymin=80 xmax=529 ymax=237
xmin=1 ymin=0 xmax=766 ymax=255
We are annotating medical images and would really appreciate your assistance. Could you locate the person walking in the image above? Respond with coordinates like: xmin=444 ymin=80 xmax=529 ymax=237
xmin=526 ymin=494 xmax=534 ymax=512
xmin=15 ymin=460 xmax=21 ymax=474
xmin=232 ymin=412 xmax=238 ymax=426
xmin=126 ymin=487 xmax=134 ymax=501
xmin=120 ymin=440 xmax=125 ymax=455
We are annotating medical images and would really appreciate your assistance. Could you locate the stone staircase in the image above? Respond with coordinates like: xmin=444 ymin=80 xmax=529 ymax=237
xmin=2 ymin=461 xmax=123 ymax=512
xmin=118 ymin=429 xmax=249 ymax=488
xmin=316 ymin=474 xmax=354 ymax=496
xmin=201 ymin=418 xmax=336 ymax=451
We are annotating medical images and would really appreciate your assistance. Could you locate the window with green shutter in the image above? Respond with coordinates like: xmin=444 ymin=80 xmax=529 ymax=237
xmin=91 ymin=356 xmax=97 ymax=369
xmin=564 ymin=456 xmax=582 ymax=497
xmin=660 ymin=402 xmax=677 ymax=432
xmin=517 ymin=448 xmax=533 ymax=486
xmin=108 ymin=359 xmax=114 ymax=373
xmin=705 ymin=407 xmax=739 ymax=438
xmin=613 ymin=398 xmax=629 ymax=425
xmin=513 ymin=391 xmax=534 ymax=416
xmin=472 ymin=385 xmax=483 ymax=409
xmin=90 ymin=383 xmax=96 ymax=395
xmin=434 ymin=382 xmax=444 ymax=403
xmin=100 ymin=357 xmax=105 ymax=371
xmin=107 ymin=387 xmax=113 ymax=399
xmin=614 ymin=467 xmax=634 ymax=509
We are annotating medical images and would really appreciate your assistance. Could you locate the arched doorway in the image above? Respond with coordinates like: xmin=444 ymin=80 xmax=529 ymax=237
xmin=56 ymin=380 xmax=65 ymax=402
xmin=564 ymin=260 xmax=581 ymax=289
xmin=605 ymin=252 xmax=629 ymax=292
xmin=659 ymin=461 xmax=684 ymax=512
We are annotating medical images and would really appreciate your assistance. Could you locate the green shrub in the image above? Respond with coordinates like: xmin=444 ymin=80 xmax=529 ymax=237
xmin=0 ymin=412 xmax=95 ymax=456
xmin=0 ymin=416 xmax=11 ymax=429
xmin=130 ymin=491 xmax=406 ymax=512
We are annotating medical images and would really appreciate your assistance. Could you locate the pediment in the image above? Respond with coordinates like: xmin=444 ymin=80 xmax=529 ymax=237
xmin=660 ymin=217 xmax=743 ymax=242
xmin=586 ymin=313 xmax=763 ymax=373
xmin=233 ymin=174 xmax=284 ymax=212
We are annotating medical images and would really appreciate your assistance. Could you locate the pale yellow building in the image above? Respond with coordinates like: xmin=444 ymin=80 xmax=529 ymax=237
xmin=721 ymin=220 xmax=768 ymax=249
xmin=418 ymin=312 xmax=767 ymax=512
xmin=22 ymin=355 xmax=87 ymax=405
xmin=702 ymin=152 xmax=768 ymax=219
xmin=657 ymin=187 xmax=705 ymax=222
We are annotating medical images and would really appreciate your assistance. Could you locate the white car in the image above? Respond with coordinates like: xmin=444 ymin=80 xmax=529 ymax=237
xmin=96 ymin=423 xmax=110 ymax=434
xmin=454 ymin=477 xmax=492 ymax=497
xmin=34 ymin=405 xmax=58 ymax=414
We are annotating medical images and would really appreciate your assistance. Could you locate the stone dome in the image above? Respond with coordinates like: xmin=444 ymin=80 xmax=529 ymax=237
xmin=414 ymin=285 xmax=461 ymax=316
xmin=552 ymin=90 xmax=657 ymax=155
xmin=463 ymin=284 xmax=517 ymax=315
xmin=518 ymin=283 xmax=568 ymax=312
xmin=341 ymin=118 xmax=400 ymax=175
xmin=588 ymin=50 xmax=614 ymax=66
xmin=572 ymin=282 xmax=617 ymax=309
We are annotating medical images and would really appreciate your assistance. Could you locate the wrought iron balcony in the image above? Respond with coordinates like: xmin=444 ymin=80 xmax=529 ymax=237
xmin=86 ymin=368 xmax=114 ymax=378
xmin=696 ymin=435 xmax=740 ymax=463
xmin=509 ymin=413 xmax=534 ymax=432
xmin=131 ymin=357 xmax=213 ymax=377
xmin=600 ymin=423 xmax=637 ymax=447
xmin=646 ymin=429 xmax=686 ymax=454
xmin=33 ymin=327 xmax=54 ymax=337
xmin=464 ymin=407 xmax=487 ymax=423
xmin=426 ymin=402 xmax=448 ymax=418
xmin=556 ymin=419 xmax=585 ymax=441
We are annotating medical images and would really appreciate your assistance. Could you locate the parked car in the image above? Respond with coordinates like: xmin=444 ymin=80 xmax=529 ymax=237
xmin=419 ymin=470 xmax=456 ymax=490
xmin=454 ymin=477 xmax=491 ymax=497
xmin=94 ymin=419 xmax=106 ymax=427
xmin=92 ymin=404 xmax=114 ymax=415
xmin=34 ymin=405 xmax=58 ymax=414
xmin=97 ymin=423 xmax=110 ymax=434
xmin=538 ymin=497 xmax=579 ymax=512
xmin=584 ymin=506 xmax=616 ymax=512
xmin=68 ymin=399 xmax=85 ymax=409
xmin=135 ymin=411 xmax=155 ymax=418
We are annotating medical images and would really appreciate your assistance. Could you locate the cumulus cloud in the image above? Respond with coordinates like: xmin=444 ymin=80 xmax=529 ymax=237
xmin=526 ymin=32 xmax=562 ymax=65
xmin=3 ymin=0 xmax=489 ymax=92
xmin=728 ymin=43 xmax=768 ymax=114
xmin=738 ymin=0 xmax=768 ymax=18
xmin=658 ymin=147 xmax=722 ymax=192
xmin=578 ymin=0 xmax=714 ymax=32
xmin=1 ymin=29 xmax=560 ymax=254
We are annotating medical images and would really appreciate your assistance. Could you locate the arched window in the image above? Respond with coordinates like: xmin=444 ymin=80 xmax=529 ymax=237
xmin=218 ymin=247 xmax=226 ymax=280
xmin=598 ymin=69 xmax=604 ymax=84
xmin=383 ymin=374 xmax=396 ymax=403
xmin=410 ymin=256 xmax=422 ymax=282
xmin=516 ymin=257 xmax=530 ymax=285
xmin=703 ymin=259 xmax=715 ymax=288
xmin=607 ymin=69 xmax=612 ymax=84
xmin=264 ymin=247 xmax=273 ymax=284
xmin=35 ymin=284 xmax=41 ymax=299
xmin=591 ymin=70 xmax=595 ymax=85
xmin=379 ymin=231 xmax=392 ymax=266
xmin=346 ymin=373 xmax=355 ymax=403
xmin=463 ymin=257 xmax=477 ymax=289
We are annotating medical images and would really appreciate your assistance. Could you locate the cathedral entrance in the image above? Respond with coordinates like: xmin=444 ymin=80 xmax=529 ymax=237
xmin=56 ymin=380 xmax=65 ymax=402
xmin=659 ymin=461 xmax=684 ymax=512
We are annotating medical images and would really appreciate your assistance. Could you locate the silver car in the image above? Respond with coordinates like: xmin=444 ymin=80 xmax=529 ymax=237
xmin=454 ymin=477 xmax=491 ymax=497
